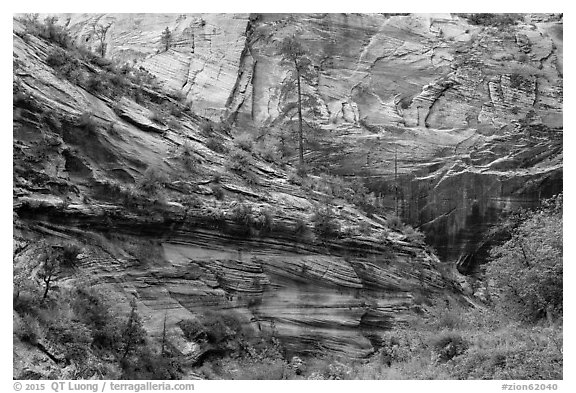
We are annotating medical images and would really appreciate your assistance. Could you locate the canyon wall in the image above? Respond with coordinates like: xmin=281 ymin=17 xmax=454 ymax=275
xmin=56 ymin=12 xmax=562 ymax=265
xmin=12 ymin=12 xmax=563 ymax=376
xmin=13 ymin=19 xmax=466 ymax=377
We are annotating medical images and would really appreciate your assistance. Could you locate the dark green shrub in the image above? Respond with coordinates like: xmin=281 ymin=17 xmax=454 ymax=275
xmin=311 ymin=207 xmax=341 ymax=239
xmin=294 ymin=218 xmax=309 ymax=237
xmin=206 ymin=137 xmax=226 ymax=153
xmin=358 ymin=221 xmax=372 ymax=235
xmin=255 ymin=208 xmax=274 ymax=233
xmin=149 ymin=110 xmax=165 ymax=124
xmin=386 ymin=215 xmax=403 ymax=231
xmin=214 ymin=121 xmax=232 ymax=134
xmin=165 ymin=101 xmax=184 ymax=118
xmin=296 ymin=165 xmax=307 ymax=178
xmin=69 ymin=286 xmax=123 ymax=352
xmin=486 ymin=194 xmax=562 ymax=323
xmin=47 ymin=318 xmax=92 ymax=362
xmin=403 ymin=225 xmax=426 ymax=244
xmin=85 ymin=73 xmax=110 ymax=94
xmin=178 ymin=311 xmax=245 ymax=346
xmin=211 ymin=184 xmax=225 ymax=200
xmin=178 ymin=319 xmax=205 ymax=341
xmin=254 ymin=135 xmax=283 ymax=163
xmin=180 ymin=142 xmax=199 ymax=172
xmin=137 ymin=167 xmax=168 ymax=196
xmin=120 ymin=349 xmax=183 ymax=380
xmin=226 ymin=148 xmax=252 ymax=175
xmin=430 ymin=332 xmax=468 ymax=362
xmin=76 ymin=112 xmax=98 ymax=134
xmin=230 ymin=203 xmax=255 ymax=228
xmin=200 ymin=121 xmax=213 ymax=135
xmin=234 ymin=132 xmax=254 ymax=152
xmin=464 ymin=13 xmax=523 ymax=28
xmin=59 ymin=242 xmax=82 ymax=268
xmin=15 ymin=313 xmax=44 ymax=345
xmin=287 ymin=172 xmax=302 ymax=185
xmin=45 ymin=47 xmax=73 ymax=68
xmin=243 ymin=171 xmax=260 ymax=187
xmin=21 ymin=16 xmax=73 ymax=48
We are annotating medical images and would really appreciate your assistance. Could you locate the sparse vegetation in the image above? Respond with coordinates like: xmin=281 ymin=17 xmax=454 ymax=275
xmin=294 ymin=218 xmax=309 ymax=237
xmin=311 ymin=207 xmax=341 ymax=239
xmin=403 ymin=225 xmax=426 ymax=244
xmin=230 ymin=202 xmax=255 ymax=229
xmin=92 ymin=22 xmax=113 ymax=58
xmin=13 ymin=12 xmax=562 ymax=382
xmin=76 ymin=111 xmax=98 ymax=133
xmin=226 ymin=148 xmax=257 ymax=186
xmin=386 ymin=215 xmax=403 ymax=231
xmin=486 ymin=194 xmax=562 ymax=323
xmin=460 ymin=13 xmax=524 ymax=29
xmin=206 ymin=136 xmax=227 ymax=153
xmin=19 ymin=15 xmax=73 ymax=49
xmin=160 ymin=27 xmax=173 ymax=52
xmin=149 ymin=110 xmax=165 ymax=124
xmin=13 ymin=269 xmax=185 ymax=379
xmin=137 ymin=167 xmax=168 ymax=197
xmin=234 ymin=132 xmax=254 ymax=152
xmin=211 ymin=184 xmax=225 ymax=200
xmin=180 ymin=141 xmax=199 ymax=172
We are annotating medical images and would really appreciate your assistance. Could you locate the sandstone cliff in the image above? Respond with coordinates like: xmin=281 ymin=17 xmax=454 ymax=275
xmin=12 ymin=17 xmax=472 ymax=378
xmin=13 ymin=13 xmax=563 ymax=378
xmin=55 ymin=13 xmax=562 ymax=266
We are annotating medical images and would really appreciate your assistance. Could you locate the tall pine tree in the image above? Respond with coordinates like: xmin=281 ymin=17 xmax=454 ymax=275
xmin=279 ymin=35 xmax=318 ymax=168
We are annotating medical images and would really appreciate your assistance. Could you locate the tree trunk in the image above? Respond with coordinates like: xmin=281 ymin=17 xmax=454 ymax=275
xmin=161 ymin=312 xmax=167 ymax=357
xmin=296 ymin=65 xmax=304 ymax=167
xmin=42 ymin=276 xmax=51 ymax=301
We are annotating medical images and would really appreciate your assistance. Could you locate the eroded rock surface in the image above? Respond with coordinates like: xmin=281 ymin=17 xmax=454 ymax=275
xmin=13 ymin=21 xmax=464 ymax=375
xmin=54 ymin=13 xmax=562 ymax=265
xmin=12 ymin=13 xmax=562 ymax=376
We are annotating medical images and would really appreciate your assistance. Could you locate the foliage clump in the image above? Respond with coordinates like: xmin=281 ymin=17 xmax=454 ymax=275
xmin=461 ymin=13 xmax=524 ymax=28
xmin=76 ymin=111 xmax=98 ymax=134
xmin=137 ymin=167 xmax=168 ymax=197
xmin=430 ymin=332 xmax=469 ymax=362
xmin=180 ymin=141 xmax=199 ymax=172
xmin=206 ymin=137 xmax=227 ymax=154
xmin=230 ymin=202 xmax=255 ymax=229
xmin=311 ymin=207 xmax=341 ymax=239
xmin=486 ymin=194 xmax=562 ymax=323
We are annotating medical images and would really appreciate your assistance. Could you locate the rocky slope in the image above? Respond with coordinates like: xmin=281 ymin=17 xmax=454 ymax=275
xmin=56 ymin=12 xmax=563 ymax=266
xmin=12 ymin=18 xmax=468 ymax=378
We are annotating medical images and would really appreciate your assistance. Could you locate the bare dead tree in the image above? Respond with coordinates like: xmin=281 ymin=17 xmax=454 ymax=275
xmin=93 ymin=22 xmax=113 ymax=58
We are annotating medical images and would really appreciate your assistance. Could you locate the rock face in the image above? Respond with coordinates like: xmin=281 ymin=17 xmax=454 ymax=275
xmin=12 ymin=13 xmax=563 ymax=374
xmin=61 ymin=13 xmax=251 ymax=121
xmin=58 ymin=13 xmax=562 ymax=128
xmin=13 ymin=19 xmax=462 ymax=374
xmin=55 ymin=12 xmax=563 ymax=266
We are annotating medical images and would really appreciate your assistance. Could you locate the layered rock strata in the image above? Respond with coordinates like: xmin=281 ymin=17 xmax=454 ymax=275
xmin=55 ymin=13 xmax=562 ymax=265
xmin=13 ymin=21 xmax=463 ymax=377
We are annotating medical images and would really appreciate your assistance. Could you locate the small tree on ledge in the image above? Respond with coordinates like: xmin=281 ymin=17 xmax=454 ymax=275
xmin=161 ymin=27 xmax=173 ymax=52
xmin=93 ymin=22 xmax=113 ymax=58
